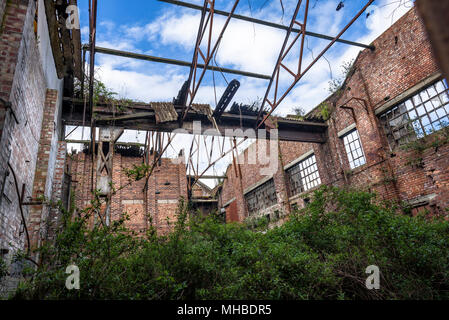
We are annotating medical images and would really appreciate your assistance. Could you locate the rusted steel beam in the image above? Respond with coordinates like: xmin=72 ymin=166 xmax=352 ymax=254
xmin=88 ymin=0 xmax=98 ymax=192
xmin=159 ymin=0 xmax=375 ymax=50
xmin=84 ymin=46 xmax=271 ymax=80
xmin=257 ymin=0 xmax=375 ymax=128
xmin=65 ymin=140 xmax=146 ymax=147
xmin=181 ymin=0 xmax=241 ymax=125
xmin=188 ymin=175 xmax=227 ymax=179
xmin=62 ymin=99 xmax=327 ymax=142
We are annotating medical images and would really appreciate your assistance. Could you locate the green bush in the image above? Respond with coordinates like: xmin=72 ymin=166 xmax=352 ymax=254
xmin=12 ymin=186 xmax=449 ymax=300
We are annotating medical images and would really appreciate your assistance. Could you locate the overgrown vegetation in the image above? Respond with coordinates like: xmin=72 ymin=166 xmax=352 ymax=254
xmin=8 ymin=185 xmax=449 ymax=300
xmin=401 ymin=123 xmax=449 ymax=168
xmin=319 ymin=102 xmax=331 ymax=121
xmin=328 ymin=59 xmax=355 ymax=95
xmin=74 ymin=73 xmax=134 ymax=113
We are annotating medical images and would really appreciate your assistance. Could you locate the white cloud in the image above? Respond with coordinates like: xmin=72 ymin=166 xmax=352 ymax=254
xmin=96 ymin=65 xmax=186 ymax=102
xmin=84 ymin=0 xmax=414 ymax=181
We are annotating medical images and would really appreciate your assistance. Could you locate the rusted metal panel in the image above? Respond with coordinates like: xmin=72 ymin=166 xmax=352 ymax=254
xmin=151 ymin=102 xmax=178 ymax=123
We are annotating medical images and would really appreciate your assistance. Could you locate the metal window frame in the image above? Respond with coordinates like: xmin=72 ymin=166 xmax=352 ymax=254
xmin=341 ymin=129 xmax=366 ymax=170
xmin=286 ymin=154 xmax=321 ymax=196
xmin=244 ymin=178 xmax=277 ymax=216
xmin=379 ymin=78 xmax=449 ymax=148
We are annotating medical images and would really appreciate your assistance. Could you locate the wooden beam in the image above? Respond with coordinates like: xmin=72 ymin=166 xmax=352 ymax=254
xmin=70 ymin=0 xmax=82 ymax=79
xmin=44 ymin=0 xmax=65 ymax=79
xmin=188 ymin=175 xmax=227 ymax=179
xmin=66 ymin=139 xmax=146 ymax=147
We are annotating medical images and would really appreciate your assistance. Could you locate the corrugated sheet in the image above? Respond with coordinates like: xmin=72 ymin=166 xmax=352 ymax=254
xmin=191 ymin=104 xmax=213 ymax=116
xmin=151 ymin=102 xmax=178 ymax=123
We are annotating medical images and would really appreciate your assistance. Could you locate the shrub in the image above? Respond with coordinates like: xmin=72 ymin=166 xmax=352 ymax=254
xmin=12 ymin=186 xmax=449 ymax=300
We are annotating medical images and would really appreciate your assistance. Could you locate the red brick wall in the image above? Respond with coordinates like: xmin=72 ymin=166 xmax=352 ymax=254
xmin=0 ymin=0 xmax=50 ymax=255
xmin=29 ymin=89 xmax=59 ymax=249
xmin=70 ymin=153 xmax=188 ymax=236
xmin=220 ymin=7 xmax=449 ymax=222
xmin=225 ymin=199 xmax=238 ymax=223
xmin=358 ymin=8 xmax=440 ymax=111
xmin=221 ymin=139 xmax=290 ymax=222
xmin=0 ymin=0 xmax=66 ymax=294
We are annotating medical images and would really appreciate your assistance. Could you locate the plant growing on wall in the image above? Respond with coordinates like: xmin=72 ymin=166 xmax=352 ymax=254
xmin=328 ymin=59 xmax=355 ymax=95
xmin=319 ymin=102 xmax=331 ymax=121
xmin=401 ymin=123 xmax=449 ymax=168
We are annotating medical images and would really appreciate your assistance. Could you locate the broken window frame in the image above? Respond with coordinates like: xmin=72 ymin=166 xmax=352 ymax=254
xmin=286 ymin=154 xmax=321 ymax=197
xmin=379 ymin=78 xmax=449 ymax=149
xmin=342 ymin=129 xmax=366 ymax=170
xmin=245 ymin=179 xmax=277 ymax=216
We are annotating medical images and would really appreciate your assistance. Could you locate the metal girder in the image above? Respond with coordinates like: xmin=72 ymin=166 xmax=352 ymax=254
xmin=62 ymin=98 xmax=327 ymax=143
xmin=188 ymin=175 xmax=227 ymax=179
xmin=256 ymin=0 xmax=375 ymax=128
xmin=88 ymin=0 xmax=98 ymax=193
xmin=181 ymin=0 xmax=241 ymax=124
xmin=84 ymin=46 xmax=271 ymax=80
xmin=159 ymin=0 xmax=375 ymax=50
xmin=186 ymin=134 xmax=248 ymax=197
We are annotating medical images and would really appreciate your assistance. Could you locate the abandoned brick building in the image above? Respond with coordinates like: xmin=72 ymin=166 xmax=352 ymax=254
xmin=69 ymin=146 xmax=189 ymax=235
xmin=0 ymin=0 xmax=448 ymax=296
xmin=221 ymin=9 xmax=449 ymax=221
xmin=220 ymin=7 xmax=449 ymax=224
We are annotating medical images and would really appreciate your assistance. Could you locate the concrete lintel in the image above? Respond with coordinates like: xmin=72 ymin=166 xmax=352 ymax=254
xmin=243 ymin=175 xmax=273 ymax=195
xmin=406 ymin=193 xmax=437 ymax=208
xmin=122 ymin=200 xmax=144 ymax=205
xmin=157 ymin=199 xmax=178 ymax=204
xmin=284 ymin=149 xmax=314 ymax=170
xmin=337 ymin=123 xmax=357 ymax=138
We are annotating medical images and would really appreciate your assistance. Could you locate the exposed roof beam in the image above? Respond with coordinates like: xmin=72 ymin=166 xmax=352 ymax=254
xmin=62 ymin=98 xmax=328 ymax=143
xmin=159 ymin=0 xmax=375 ymax=50
xmin=66 ymin=140 xmax=146 ymax=147
xmin=84 ymin=46 xmax=271 ymax=80
xmin=188 ymin=175 xmax=227 ymax=179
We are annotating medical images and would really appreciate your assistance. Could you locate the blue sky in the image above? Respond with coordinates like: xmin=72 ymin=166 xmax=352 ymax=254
xmin=76 ymin=0 xmax=414 ymax=115
xmin=69 ymin=0 xmax=414 ymax=182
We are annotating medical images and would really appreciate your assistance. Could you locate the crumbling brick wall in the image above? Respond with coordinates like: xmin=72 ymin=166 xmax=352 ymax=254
xmin=220 ymin=7 xmax=449 ymax=223
xmin=28 ymin=89 xmax=65 ymax=249
xmin=0 ymin=0 xmax=65 ymax=294
xmin=69 ymin=152 xmax=188 ymax=236
xmin=0 ymin=0 xmax=46 ymax=255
